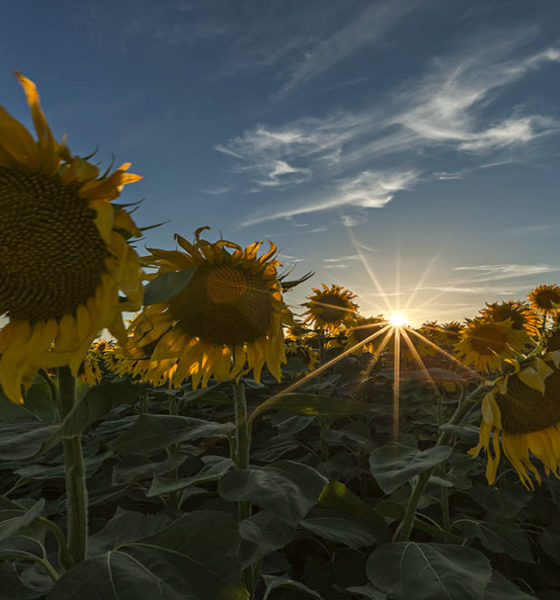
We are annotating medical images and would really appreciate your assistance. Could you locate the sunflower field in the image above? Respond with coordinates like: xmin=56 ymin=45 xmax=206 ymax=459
xmin=4 ymin=74 xmax=560 ymax=600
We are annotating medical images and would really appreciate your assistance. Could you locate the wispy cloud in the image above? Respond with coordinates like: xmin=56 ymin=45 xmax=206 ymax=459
xmin=217 ymin=25 xmax=560 ymax=227
xmin=239 ymin=169 xmax=418 ymax=226
xmin=199 ymin=186 xmax=230 ymax=195
xmin=277 ymin=0 xmax=423 ymax=95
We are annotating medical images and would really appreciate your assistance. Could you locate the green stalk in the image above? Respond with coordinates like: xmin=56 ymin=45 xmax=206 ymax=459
xmin=395 ymin=384 xmax=485 ymax=542
xmin=317 ymin=329 xmax=330 ymax=461
xmin=57 ymin=367 xmax=88 ymax=565
xmin=233 ymin=382 xmax=251 ymax=521
xmin=3 ymin=552 xmax=59 ymax=582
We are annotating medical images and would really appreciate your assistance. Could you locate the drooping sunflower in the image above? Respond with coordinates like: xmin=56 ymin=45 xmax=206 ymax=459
xmin=479 ymin=301 xmax=540 ymax=337
xmin=0 ymin=73 xmax=143 ymax=403
xmin=528 ymin=284 xmax=560 ymax=315
xmin=454 ymin=318 xmax=529 ymax=373
xmin=125 ymin=228 xmax=291 ymax=388
xmin=470 ymin=355 xmax=560 ymax=489
xmin=346 ymin=315 xmax=388 ymax=355
xmin=302 ymin=283 xmax=359 ymax=334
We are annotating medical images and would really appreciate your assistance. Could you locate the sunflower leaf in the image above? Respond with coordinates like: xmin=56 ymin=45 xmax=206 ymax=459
xmin=142 ymin=267 xmax=198 ymax=305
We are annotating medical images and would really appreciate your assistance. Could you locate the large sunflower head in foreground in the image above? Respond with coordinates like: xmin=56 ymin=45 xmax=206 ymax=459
xmin=302 ymin=283 xmax=359 ymax=334
xmin=470 ymin=355 xmax=560 ymax=489
xmin=0 ymin=73 xmax=143 ymax=403
xmin=125 ymin=228 xmax=291 ymax=388
xmin=346 ymin=315 xmax=388 ymax=355
xmin=454 ymin=318 xmax=530 ymax=373
xmin=479 ymin=301 xmax=540 ymax=337
xmin=528 ymin=284 xmax=560 ymax=314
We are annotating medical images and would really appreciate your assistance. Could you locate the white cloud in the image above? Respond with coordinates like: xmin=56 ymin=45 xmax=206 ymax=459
xmin=239 ymin=169 xmax=418 ymax=226
xmin=277 ymin=0 xmax=423 ymax=95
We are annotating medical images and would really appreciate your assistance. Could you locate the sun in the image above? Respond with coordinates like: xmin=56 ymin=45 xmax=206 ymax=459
xmin=389 ymin=313 xmax=408 ymax=327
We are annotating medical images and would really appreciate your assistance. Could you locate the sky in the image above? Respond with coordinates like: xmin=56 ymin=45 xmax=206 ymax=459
xmin=2 ymin=0 xmax=560 ymax=325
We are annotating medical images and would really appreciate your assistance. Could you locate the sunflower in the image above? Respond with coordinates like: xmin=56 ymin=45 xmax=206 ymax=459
xmin=303 ymin=283 xmax=358 ymax=334
xmin=124 ymin=228 xmax=291 ymax=388
xmin=528 ymin=284 xmax=560 ymax=314
xmin=346 ymin=315 xmax=388 ymax=354
xmin=0 ymin=73 xmax=143 ymax=403
xmin=454 ymin=318 xmax=529 ymax=373
xmin=469 ymin=355 xmax=560 ymax=489
xmin=479 ymin=301 xmax=540 ymax=336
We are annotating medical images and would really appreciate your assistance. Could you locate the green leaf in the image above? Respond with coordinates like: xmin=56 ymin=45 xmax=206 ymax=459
xmin=369 ymin=443 xmax=452 ymax=494
xmin=143 ymin=267 xmax=198 ymax=305
xmin=218 ymin=461 xmax=327 ymax=525
xmin=108 ymin=414 xmax=234 ymax=455
xmin=239 ymin=512 xmax=294 ymax=568
xmin=112 ymin=453 xmax=188 ymax=485
xmin=88 ymin=508 xmax=173 ymax=555
xmin=299 ymin=517 xmax=379 ymax=549
xmin=43 ymin=382 xmax=137 ymax=450
xmin=49 ymin=511 xmax=248 ymax=600
xmin=148 ymin=456 xmax=233 ymax=497
xmin=345 ymin=583 xmax=386 ymax=599
xmin=258 ymin=393 xmax=371 ymax=417
xmin=261 ymin=574 xmax=321 ymax=600
xmin=367 ymin=542 xmax=491 ymax=600
xmin=457 ymin=519 xmax=533 ymax=563
xmin=0 ymin=562 xmax=43 ymax=600
xmin=318 ymin=480 xmax=390 ymax=541
xmin=0 ymin=499 xmax=45 ymax=543
xmin=0 ymin=422 xmax=58 ymax=460
xmin=483 ymin=571 xmax=537 ymax=599
xmin=539 ymin=519 xmax=560 ymax=564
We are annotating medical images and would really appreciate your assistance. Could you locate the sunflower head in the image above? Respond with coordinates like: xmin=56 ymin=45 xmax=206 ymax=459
xmin=285 ymin=341 xmax=319 ymax=375
xmin=528 ymin=284 xmax=560 ymax=314
xmin=0 ymin=73 xmax=143 ymax=403
xmin=469 ymin=355 xmax=560 ymax=489
xmin=454 ymin=318 xmax=530 ymax=373
xmin=302 ymin=283 xmax=359 ymax=334
xmin=346 ymin=315 xmax=387 ymax=354
xmin=479 ymin=301 xmax=540 ymax=336
xmin=125 ymin=228 xmax=291 ymax=389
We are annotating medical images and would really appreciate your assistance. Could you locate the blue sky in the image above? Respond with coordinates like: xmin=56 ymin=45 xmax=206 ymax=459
xmin=2 ymin=0 xmax=560 ymax=325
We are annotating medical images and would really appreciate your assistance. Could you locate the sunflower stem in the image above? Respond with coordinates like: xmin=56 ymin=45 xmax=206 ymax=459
xmin=233 ymin=381 xmax=252 ymax=517
xmin=395 ymin=384 xmax=485 ymax=542
xmin=57 ymin=367 xmax=88 ymax=566
xmin=316 ymin=330 xmax=330 ymax=461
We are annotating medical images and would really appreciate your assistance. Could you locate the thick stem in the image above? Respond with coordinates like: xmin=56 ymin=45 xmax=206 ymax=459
xmin=233 ymin=381 xmax=251 ymax=471
xmin=395 ymin=384 xmax=485 ymax=542
xmin=57 ymin=367 xmax=88 ymax=565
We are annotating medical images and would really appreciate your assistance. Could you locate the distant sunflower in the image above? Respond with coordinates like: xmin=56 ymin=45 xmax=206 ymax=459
xmin=303 ymin=284 xmax=358 ymax=334
xmin=470 ymin=356 xmax=560 ymax=489
xmin=528 ymin=284 xmax=560 ymax=314
xmin=346 ymin=315 xmax=388 ymax=354
xmin=479 ymin=301 xmax=540 ymax=336
xmin=125 ymin=228 xmax=291 ymax=388
xmin=0 ymin=73 xmax=143 ymax=403
xmin=434 ymin=321 xmax=464 ymax=349
xmin=454 ymin=318 xmax=529 ymax=373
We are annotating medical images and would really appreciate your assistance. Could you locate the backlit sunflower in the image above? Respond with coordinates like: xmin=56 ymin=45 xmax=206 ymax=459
xmin=346 ymin=315 xmax=388 ymax=354
xmin=470 ymin=355 xmax=560 ymax=489
xmin=0 ymin=73 xmax=143 ymax=403
xmin=303 ymin=283 xmax=358 ymax=334
xmin=528 ymin=284 xmax=560 ymax=314
xmin=285 ymin=341 xmax=319 ymax=375
xmin=125 ymin=228 xmax=291 ymax=388
xmin=479 ymin=301 xmax=540 ymax=337
xmin=454 ymin=318 xmax=529 ymax=373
